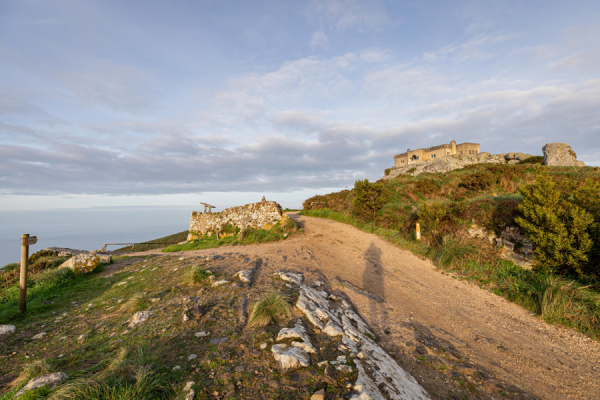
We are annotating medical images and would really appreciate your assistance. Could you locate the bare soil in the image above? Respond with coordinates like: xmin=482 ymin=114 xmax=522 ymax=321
xmin=130 ymin=212 xmax=600 ymax=399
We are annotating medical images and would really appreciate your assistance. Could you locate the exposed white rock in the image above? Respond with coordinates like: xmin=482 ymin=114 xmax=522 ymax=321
xmin=172 ymin=365 xmax=181 ymax=371
xmin=194 ymin=331 xmax=209 ymax=338
xmin=294 ymin=281 xmax=430 ymax=400
xmin=185 ymin=389 xmax=196 ymax=400
xmin=0 ymin=324 xmax=16 ymax=336
xmin=276 ymin=320 xmax=317 ymax=354
xmin=211 ymin=280 xmax=229 ymax=287
xmin=188 ymin=354 xmax=198 ymax=361
xmin=273 ymin=270 xmax=304 ymax=285
xmin=32 ymin=332 xmax=46 ymax=340
xmin=15 ymin=372 xmax=68 ymax=397
xmin=127 ymin=311 xmax=153 ymax=328
xmin=337 ymin=365 xmax=353 ymax=373
xmin=271 ymin=344 xmax=310 ymax=370
xmin=183 ymin=381 xmax=194 ymax=392
xmin=234 ymin=270 xmax=252 ymax=283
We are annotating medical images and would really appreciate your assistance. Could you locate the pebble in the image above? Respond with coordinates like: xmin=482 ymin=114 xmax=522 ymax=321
xmin=311 ymin=388 xmax=325 ymax=400
xmin=32 ymin=332 xmax=46 ymax=340
xmin=194 ymin=331 xmax=209 ymax=338
xmin=188 ymin=354 xmax=198 ymax=361
xmin=210 ymin=337 xmax=229 ymax=345
xmin=260 ymin=343 xmax=268 ymax=349
xmin=173 ymin=365 xmax=181 ymax=371
xmin=77 ymin=335 xmax=86 ymax=344
xmin=183 ymin=381 xmax=194 ymax=392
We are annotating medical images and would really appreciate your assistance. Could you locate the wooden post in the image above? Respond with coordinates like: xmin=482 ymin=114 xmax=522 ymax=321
xmin=19 ymin=234 xmax=29 ymax=312
xmin=416 ymin=223 xmax=421 ymax=240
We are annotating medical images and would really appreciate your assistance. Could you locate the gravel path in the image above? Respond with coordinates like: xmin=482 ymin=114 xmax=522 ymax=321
xmin=127 ymin=213 xmax=600 ymax=399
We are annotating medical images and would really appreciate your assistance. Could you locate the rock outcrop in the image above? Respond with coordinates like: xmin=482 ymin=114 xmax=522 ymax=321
xmin=385 ymin=153 xmax=507 ymax=179
xmin=188 ymin=198 xmax=287 ymax=240
xmin=59 ymin=253 xmax=100 ymax=274
xmin=542 ymin=143 xmax=586 ymax=167
xmin=15 ymin=372 xmax=68 ymax=397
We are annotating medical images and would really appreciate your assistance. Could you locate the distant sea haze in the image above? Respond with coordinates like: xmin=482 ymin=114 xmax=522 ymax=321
xmin=0 ymin=206 xmax=193 ymax=267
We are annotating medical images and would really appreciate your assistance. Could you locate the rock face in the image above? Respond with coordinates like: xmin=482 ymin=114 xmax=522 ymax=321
xmin=59 ymin=253 xmax=100 ymax=274
xmin=385 ymin=153 xmax=506 ymax=179
xmin=42 ymin=247 xmax=88 ymax=257
xmin=0 ymin=324 xmax=16 ymax=337
xmin=271 ymin=343 xmax=311 ymax=370
xmin=542 ymin=143 xmax=586 ymax=167
xmin=15 ymin=372 xmax=68 ymax=397
xmin=188 ymin=198 xmax=287 ymax=240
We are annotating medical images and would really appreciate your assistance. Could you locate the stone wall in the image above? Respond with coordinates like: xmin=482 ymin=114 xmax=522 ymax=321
xmin=188 ymin=199 xmax=287 ymax=240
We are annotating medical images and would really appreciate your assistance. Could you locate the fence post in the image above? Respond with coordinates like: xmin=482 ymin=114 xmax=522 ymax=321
xmin=19 ymin=234 xmax=29 ymax=312
xmin=416 ymin=223 xmax=421 ymax=240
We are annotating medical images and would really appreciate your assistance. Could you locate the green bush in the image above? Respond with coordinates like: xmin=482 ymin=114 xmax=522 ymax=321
xmin=518 ymin=156 xmax=544 ymax=165
xmin=384 ymin=168 xmax=391 ymax=176
xmin=516 ymin=174 xmax=597 ymax=279
xmin=459 ymin=171 xmax=496 ymax=191
xmin=352 ymin=179 xmax=385 ymax=221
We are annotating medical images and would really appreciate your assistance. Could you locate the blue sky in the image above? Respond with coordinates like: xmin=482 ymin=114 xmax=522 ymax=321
xmin=1 ymin=0 xmax=599 ymax=211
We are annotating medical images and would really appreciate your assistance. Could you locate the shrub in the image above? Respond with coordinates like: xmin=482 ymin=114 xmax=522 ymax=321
xmin=384 ymin=168 xmax=391 ymax=176
xmin=417 ymin=201 xmax=450 ymax=244
xmin=183 ymin=265 xmax=211 ymax=286
xmin=12 ymin=359 xmax=53 ymax=389
xmin=519 ymin=156 xmax=544 ymax=165
xmin=238 ymin=226 xmax=253 ymax=241
xmin=247 ymin=294 xmax=291 ymax=328
xmin=459 ymin=172 xmax=496 ymax=191
xmin=516 ymin=174 xmax=595 ymax=279
xmin=352 ymin=179 xmax=385 ymax=221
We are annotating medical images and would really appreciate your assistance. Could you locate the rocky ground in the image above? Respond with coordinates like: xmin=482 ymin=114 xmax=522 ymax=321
xmin=1 ymin=213 xmax=599 ymax=399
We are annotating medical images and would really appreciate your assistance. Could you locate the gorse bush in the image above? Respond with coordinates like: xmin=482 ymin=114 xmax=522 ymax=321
xmin=516 ymin=174 xmax=599 ymax=280
xmin=352 ymin=179 xmax=385 ymax=221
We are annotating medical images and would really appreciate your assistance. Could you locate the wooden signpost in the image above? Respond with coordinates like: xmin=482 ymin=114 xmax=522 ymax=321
xmin=416 ymin=223 xmax=421 ymax=240
xmin=19 ymin=234 xmax=37 ymax=312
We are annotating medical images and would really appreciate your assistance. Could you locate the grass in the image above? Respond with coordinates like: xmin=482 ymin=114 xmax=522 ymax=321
xmin=2 ymin=255 xmax=71 ymax=290
xmin=163 ymin=226 xmax=297 ymax=253
xmin=51 ymin=347 xmax=175 ymax=400
xmin=114 ymin=231 xmax=190 ymax=252
xmin=247 ymin=294 xmax=292 ymax=328
xmin=183 ymin=265 xmax=212 ymax=286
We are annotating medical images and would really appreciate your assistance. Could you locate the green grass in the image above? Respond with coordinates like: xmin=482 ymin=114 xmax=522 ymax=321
xmin=247 ymin=294 xmax=292 ymax=328
xmin=163 ymin=227 xmax=294 ymax=253
xmin=183 ymin=265 xmax=212 ymax=286
xmin=115 ymin=231 xmax=190 ymax=252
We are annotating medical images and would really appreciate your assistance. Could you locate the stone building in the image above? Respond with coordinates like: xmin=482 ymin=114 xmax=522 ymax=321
xmin=393 ymin=140 xmax=481 ymax=167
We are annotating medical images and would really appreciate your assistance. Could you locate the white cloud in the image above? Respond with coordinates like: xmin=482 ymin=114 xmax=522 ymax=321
xmin=310 ymin=30 xmax=328 ymax=47
xmin=548 ymin=51 xmax=600 ymax=72
xmin=424 ymin=33 xmax=516 ymax=62
xmin=305 ymin=0 xmax=389 ymax=32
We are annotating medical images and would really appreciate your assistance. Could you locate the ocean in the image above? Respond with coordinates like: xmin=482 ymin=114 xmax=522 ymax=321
xmin=0 ymin=206 xmax=194 ymax=267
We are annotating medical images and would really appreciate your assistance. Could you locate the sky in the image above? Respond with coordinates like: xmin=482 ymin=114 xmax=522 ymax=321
xmin=1 ymin=0 xmax=600 ymax=211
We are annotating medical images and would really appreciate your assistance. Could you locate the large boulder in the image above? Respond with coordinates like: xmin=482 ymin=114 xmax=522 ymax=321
xmin=59 ymin=253 xmax=99 ymax=274
xmin=15 ymin=372 xmax=68 ymax=397
xmin=542 ymin=143 xmax=586 ymax=167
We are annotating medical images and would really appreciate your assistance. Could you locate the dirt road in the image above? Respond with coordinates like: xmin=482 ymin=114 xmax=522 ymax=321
xmin=131 ymin=213 xmax=600 ymax=399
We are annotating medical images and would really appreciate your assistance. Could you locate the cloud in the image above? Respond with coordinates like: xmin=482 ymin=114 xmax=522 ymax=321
xmin=310 ymin=30 xmax=328 ymax=47
xmin=424 ymin=33 xmax=516 ymax=62
xmin=305 ymin=0 xmax=389 ymax=32
xmin=548 ymin=51 xmax=600 ymax=72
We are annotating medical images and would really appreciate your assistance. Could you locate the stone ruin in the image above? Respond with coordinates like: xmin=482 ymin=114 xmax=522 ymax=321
xmin=187 ymin=198 xmax=289 ymax=241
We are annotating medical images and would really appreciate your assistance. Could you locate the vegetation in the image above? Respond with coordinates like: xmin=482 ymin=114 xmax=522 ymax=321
xmin=301 ymin=163 xmax=600 ymax=338
xmin=115 ymin=231 xmax=189 ymax=252
xmin=52 ymin=347 xmax=175 ymax=399
xmin=247 ymin=294 xmax=292 ymax=328
xmin=163 ymin=222 xmax=300 ymax=253
xmin=2 ymin=253 xmax=70 ymax=290
xmin=183 ymin=265 xmax=212 ymax=286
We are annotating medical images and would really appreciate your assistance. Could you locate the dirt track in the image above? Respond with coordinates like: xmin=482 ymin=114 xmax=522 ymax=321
xmin=130 ymin=213 xmax=600 ymax=399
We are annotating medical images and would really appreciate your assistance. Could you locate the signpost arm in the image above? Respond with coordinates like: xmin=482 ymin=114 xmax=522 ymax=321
xmin=19 ymin=234 xmax=29 ymax=312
